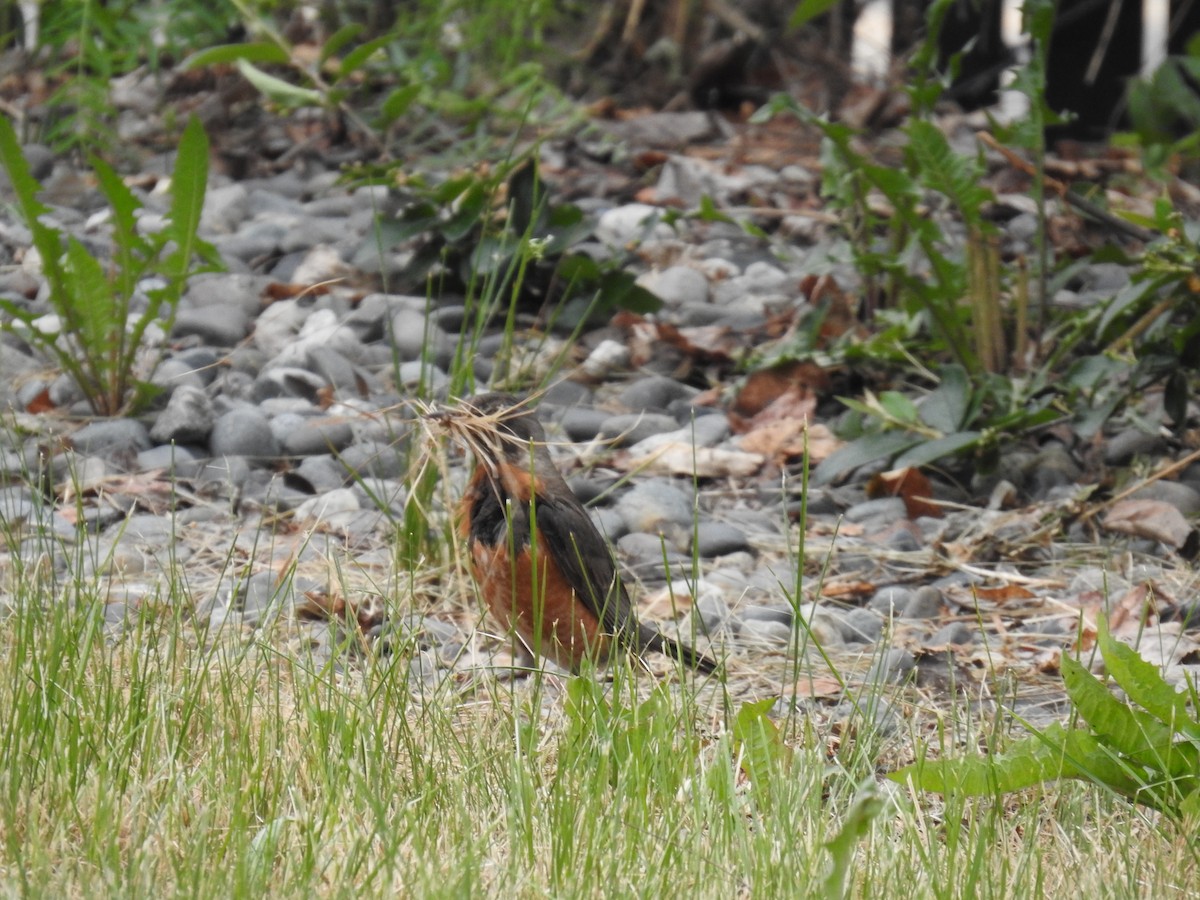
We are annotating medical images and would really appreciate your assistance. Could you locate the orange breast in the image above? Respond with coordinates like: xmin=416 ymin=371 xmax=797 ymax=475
xmin=469 ymin=531 xmax=609 ymax=671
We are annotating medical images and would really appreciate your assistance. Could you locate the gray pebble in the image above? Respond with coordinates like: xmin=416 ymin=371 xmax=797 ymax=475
xmin=295 ymin=488 xmax=360 ymax=524
xmin=618 ymin=376 xmax=696 ymax=412
xmin=194 ymin=454 xmax=251 ymax=496
xmin=290 ymin=455 xmax=348 ymax=493
xmin=590 ymin=507 xmax=627 ymax=541
xmin=1028 ymin=445 xmax=1081 ymax=496
xmin=902 ymin=586 xmax=944 ymax=619
xmin=616 ymin=481 xmax=694 ymax=534
xmin=926 ymin=621 xmax=975 ymax=647
xmin=738 ymin=618 xmax=793 ymax=647
xmin=739 ymin=603 xmax=794 ymax=627
xmin=150 ymin=357 xmax=207 ymax=392
xmin=841 ymin=607 xmax=883 ymax=643
xmin=172 ymin=304 xmax=249 ymax=346
xmin=561 ymin=408 xmax=610 ymax=442
xmin=279 ymin=417 xmax=355 ymax=456
xmin=636 ymin=266 xmax=709 ymax=307
xmin=866 ymin=647 xmax=917 ymax=684
xmin=201 ymin=183 xmax=249 ymax=233
xmin=617 ymin=531 xmax=689 ymax=569
xmin=388 ymin=306 xmax=444 ymax=361
xmin=884 ymin=527 xmax=923 ymax=552
xmin=339 ymin=440 xmax=406 ymax=480
xmin=692 ymin=593 xmax=732 ymax=631
xmin=1104 ymin=428 xmax=1165 ymax=465
xmin=868 ymin=585 xmax=914 ymax=615
xmin=595 ymin=203 xmax=671 ymax=246
xmin=136 ymin=443 xmax=203 ymax=476
xmin=796 ymin=603 xmax=845 ymax=646
xmin=843 ymin=497 xmax=907 ymax=524
xmin=691 ymin=521 xmax=750 ymax=557
xmin=210 ymin=408 xmax=280 ymax=461
xmin=69 ymin=419 xmax=151 ymax=457
xmin=150 ymin=385 xmax=214 ymax=444
xmin=598 ymin=413 xmax=679 ymax=447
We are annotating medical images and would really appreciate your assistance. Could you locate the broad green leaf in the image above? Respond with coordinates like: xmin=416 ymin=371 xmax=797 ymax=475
xmin=164 ymin=117 xmax=210 ymax=283
xmin=236 ymin=58 xmax=322 ymax=106
xmin=824 ymin=783 xmax=885 ymax=900
xmin=813 ymin=432 xmax=923 ymax=485
xmin=1064 ymin=354 xmax=1126 ymax=392
xmin=64 ymin=237 xmax=118 ymax=359
xmin=542 ymin=204 xmax=592 ymax=254
xmin=733 ymin=698 xmax=789 ymax=787
xmin=789 ymin=0 xmax=844 ymax=30
xmin=0 ymin=116 xmax=64 ymax=289
xmin=989 ymin=404 xmax=1060 ymax=433
xmin=697 ymin=195 xmax=735 ymax=225
xmin=319 ymin=23 xmax=364 ymax=65
xmin=181 ymin=42 xmax=290 ymax=69
xmin=1062 ymin=655 xmax=1200 ymax=782
xmin=555 ymin=253 xmax=601 ymax=283
xmin=593 ymin=270 xmax=661 ymax=315
xmin=1097 ymin=281 xmax=1155 ymax=340
xmin=906 ymin=120 xmax=993 ymax=228
xmin=879 ymin=390 xmax=920 ymax=425
xmin=469 ymin=235 xmax=514 ymax=276
xmin=380 ymin=84 xmax=421 ymax=122
xmin=891 ymin=724 xmax=1079 ymax=794
xmin=892 ymin=431 xmax=983 ymax=469
xmin=919 ymin=364 xmax=971 ymax=432
xmin=1098 ymin=617 xmax=1200 ymax=740
xmin=508 ymin=161 xmax=547 ymax=237
xmin=892 ymin=724 xmax=1150 ymax=800
xmin=90 ymin=157 xmax=144 ymax=300
xmin=336 ymin=34 xmax=395 ymax=81
xmin=441 ymin=184 xmax=487 ymax=242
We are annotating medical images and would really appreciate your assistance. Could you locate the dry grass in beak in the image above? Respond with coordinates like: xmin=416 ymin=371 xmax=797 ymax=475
xmin=418 ymin=395 xmax=545 ymax=477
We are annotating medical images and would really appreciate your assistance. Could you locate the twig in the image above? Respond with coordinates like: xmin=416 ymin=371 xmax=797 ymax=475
xmin=1077 ymin=445 xmax=1200 ymax=526
xmin=977 ymin=131 xmax=1158 ymax=243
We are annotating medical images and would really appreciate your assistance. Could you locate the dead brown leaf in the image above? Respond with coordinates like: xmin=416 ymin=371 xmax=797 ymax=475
xmin=619 ymin=442 xmax=764 ymax=478
xmin=24 ymin=388 xmax=55 ymax=414
xmin=789 ymin=676 xmax=844 ymax=699
xmin=1102 ymin=498 xmax=1195 ymax=549
xmin=867 ymin=467 xmax=943 ymax=519
xmin=820 ymin=580 xmax=876 ymax=600
xmin=737 ymin=419 xmax=841 ymax=464
xmin=971 ymin=584 xmax=1037 ymax=603
xmin=730 ymin=360 xmax=829 ymax=424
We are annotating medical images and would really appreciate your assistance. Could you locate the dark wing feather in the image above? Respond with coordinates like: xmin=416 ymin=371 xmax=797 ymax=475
xmin=532 ymin=480 xmax=719 ymax=674
xmin=530 ymin=486 xmax=636 ymax=637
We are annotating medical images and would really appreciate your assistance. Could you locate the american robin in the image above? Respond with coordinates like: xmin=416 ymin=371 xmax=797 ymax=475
xmin=429 ymin=392 xmax=717 ymax=674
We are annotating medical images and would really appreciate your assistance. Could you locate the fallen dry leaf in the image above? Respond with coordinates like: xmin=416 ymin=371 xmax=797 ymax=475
xmin=789 ymin=676 xmax=844 ymax=699
xmin=819 ymin=580 xmax=876 ymax=600
xmin=730 ymin=359 xmax=829 ymax=423
xmin=970 ymin=584 xmax=1037 ymax=603
xmin=737 ymin=419 xmax=841 ymax=463
xmin=620 ymin=442 xmax=764 ymax=477
xmin=867 ymin=467 xmax=943 ymax=519
xmin=24 ymin=388 xmax=55 ymax=414
xmin=1102 ymin=498 xmax=1195 ymax=549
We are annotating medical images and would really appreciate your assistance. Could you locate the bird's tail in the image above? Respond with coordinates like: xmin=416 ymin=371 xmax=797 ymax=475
xmin=638 ymin=625 xmax=721 ymax=674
